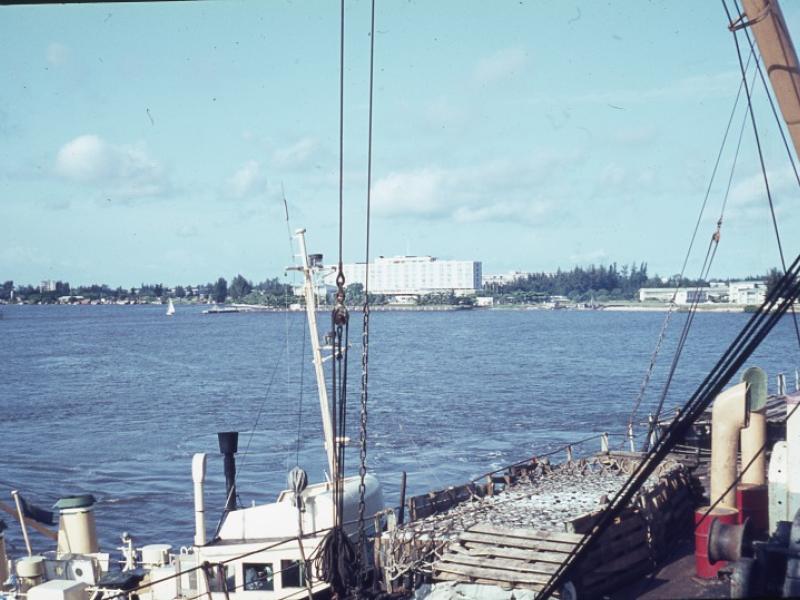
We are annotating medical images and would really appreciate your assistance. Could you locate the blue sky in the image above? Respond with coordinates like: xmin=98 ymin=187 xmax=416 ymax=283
xmin=2 ymin=1 xmax=799 ymax=288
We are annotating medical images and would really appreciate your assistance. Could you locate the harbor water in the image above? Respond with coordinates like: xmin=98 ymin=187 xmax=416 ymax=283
xmin=1 ymin=304 xmax=798 ymax=554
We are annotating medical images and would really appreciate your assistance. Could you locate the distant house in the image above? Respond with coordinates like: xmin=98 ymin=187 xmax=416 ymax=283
xmin=728 ymin=281 xmax=767 ymax=305
xmin=638 ymin=287 xmax=709 ymax=304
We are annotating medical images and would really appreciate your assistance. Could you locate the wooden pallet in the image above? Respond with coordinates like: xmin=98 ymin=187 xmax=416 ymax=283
xmin=432 ymin=523 xmax=582 ymax=592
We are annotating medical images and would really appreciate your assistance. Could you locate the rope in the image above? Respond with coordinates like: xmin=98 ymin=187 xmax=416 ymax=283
xmin=723 ymin=0 xmax=800 ymax=351
xmin=100 ymin=508 xmax=389 ymax=600
xmin=295 ymin=309 xmax=307 ymax=467
xmin=627 ymin=47 xmax=755 ymax=432
xmin=538 ymin=253 xmax=800 ymax=599
xmin=337 ymin=0 xmax=345 ymax=274
xmin=355 ymin=0 xmax=377 ymax=588
xmin=645 ymin=55 xmax=757 ymax=442
xmin=733 ymin=0 xmax=800 ymax=194
xmin=229 ymin=334 xmax=292 ymax=508
xmin=695 ymin=397 xmax=800 ymax=533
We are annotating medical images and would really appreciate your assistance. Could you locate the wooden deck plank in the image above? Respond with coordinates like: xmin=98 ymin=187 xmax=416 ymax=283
xmin=434 ymin=561 xmax=549 ymax=586
xmin=439 ymin=551 xmax=556 ymax=581
xmin=458 ymin=533 xmax=573 ymax=562
xmin=459 ymin=532 xmax=575 ymax=554
xmin=433 ymin=570 xmax=544 ymax=592
xmin=469 ymin=522 xmax=583 ymax=544
xmin=455 ymin=544 xmax=561 ymax=573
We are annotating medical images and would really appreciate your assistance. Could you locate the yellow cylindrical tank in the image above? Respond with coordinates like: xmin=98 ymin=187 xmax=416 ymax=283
xmin=55 ymin=495 xmax=98 ymax=557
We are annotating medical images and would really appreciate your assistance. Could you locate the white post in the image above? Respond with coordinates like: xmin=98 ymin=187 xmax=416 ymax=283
xmin=627 ymin=423 xmax=635 ymax=453
xmin=10 ymin=491 xmax=32 ymax=557
xmin=600 ymin=433 xmax=609 ymax=453
xmin=779 ymin=373 xmax=787 ymax=396
xmin=192 ymin=453 xmax=207 ymax=546
xmin=566 ymin=446 xmax=573 ymax=463
xmin=296 ymin=229 xmax=337 ymax=478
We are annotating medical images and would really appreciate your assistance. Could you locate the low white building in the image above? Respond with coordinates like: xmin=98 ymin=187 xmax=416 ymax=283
xmin=728 ymin=281 xmax=767 ymax=305
xmin=638 ymin=287 xmax=709 ymax=304
xmin=482 ymin=271 xmax=532 ymax=287
xmin=326 ymin=255 xmax=482 ymax=296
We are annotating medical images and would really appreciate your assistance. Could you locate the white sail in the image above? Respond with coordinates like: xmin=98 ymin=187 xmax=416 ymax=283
xmin=166 ymin=298 xmax=175 ymax=316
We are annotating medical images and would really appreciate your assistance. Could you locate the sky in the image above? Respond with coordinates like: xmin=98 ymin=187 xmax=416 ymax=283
xmin=2 ymin=0 xmax=800 ymax=288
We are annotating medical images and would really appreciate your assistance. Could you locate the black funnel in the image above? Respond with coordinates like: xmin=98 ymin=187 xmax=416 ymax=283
xmin=217 ymin=432 xmax=239 ymax=511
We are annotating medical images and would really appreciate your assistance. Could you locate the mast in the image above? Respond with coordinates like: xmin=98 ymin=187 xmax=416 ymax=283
xmin=741 ymin=0 xmax=800 ymax=158
xmin=294 ymin=228 xmax=337 ymax=478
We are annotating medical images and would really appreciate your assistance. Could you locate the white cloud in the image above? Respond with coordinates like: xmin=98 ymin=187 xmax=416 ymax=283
xmin=730 ymin=170 xmax=794 ymax=206
xmin=425 ymin=97 xmax=467 ymax=126
xmin=46 ymin=42 xmax=70 ymax=67
xmin=228 ymin=160 xmax=266 ymax=198
xmin=473 ymin=47 xmax=528 ymax=85
xmin=569 ymin=249 xmax=609 ymax=265
xmin=55 ymin=134 xmax=168 ymax=198
xmin=272 ymin=137 xmax=319 ymax=169
xmin=571 ymin=71 xmax=739 ymax=107
xmin=176 ymin=224 xmax=199 ymax=238
xmin=600 ymin=164 xmax=627 ymax=187
xmin=372 ymin=153 xmax=575 ymax=226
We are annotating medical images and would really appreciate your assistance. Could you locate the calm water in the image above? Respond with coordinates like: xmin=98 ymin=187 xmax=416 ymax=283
xmin=1 ymin=304 xmax=798 ymax=554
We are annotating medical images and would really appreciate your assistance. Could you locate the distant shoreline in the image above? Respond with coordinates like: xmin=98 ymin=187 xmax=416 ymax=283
xmin=0 ymin=302 xmax=754 ymax=313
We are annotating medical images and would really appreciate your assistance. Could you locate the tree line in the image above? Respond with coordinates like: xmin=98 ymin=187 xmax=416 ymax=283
xmin=0 ymin=275 xmax=297 ymax=306
xmin=1 ymin=263 xmax=776 ymax=306
xmin=487 ymin=262 xmax=729 ymax=303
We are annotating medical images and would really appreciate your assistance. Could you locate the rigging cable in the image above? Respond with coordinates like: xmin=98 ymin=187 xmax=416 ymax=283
xmin=215 ymin=337 xmax=292 ymax=537
xmin=723 ymin=0 xmax=800 ymax=350
xmin=356 ymin=0 xmax=377 ymax=589
xmin=645 ymin=69 xmax=755 ymax=444
xmin=316 ymin=0 xmax=358 ymax=596
xmin=538 ymin=255 xmax=800 ymax=600
xmin=733 ymin=0 xmax=800 ymax=193
xmin=627 ymin=48 xmax=755 ymax=433
xmin=280 ymin=186 xmax=307 ymax=469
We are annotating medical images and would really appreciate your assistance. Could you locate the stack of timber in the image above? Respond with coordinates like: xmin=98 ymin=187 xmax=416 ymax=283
xmin=376 ymin=452 xmax=694 ymax=596
xmin=432 ymin=523 xmax=580 ymax=593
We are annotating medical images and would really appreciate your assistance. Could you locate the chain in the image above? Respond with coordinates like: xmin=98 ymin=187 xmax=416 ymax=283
xmin=356 ymin=304 xmax=369 ymax=583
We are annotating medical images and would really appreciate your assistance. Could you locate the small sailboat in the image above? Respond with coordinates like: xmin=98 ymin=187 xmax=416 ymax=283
xmin=166 ymin=298 xmax=175 ymax=317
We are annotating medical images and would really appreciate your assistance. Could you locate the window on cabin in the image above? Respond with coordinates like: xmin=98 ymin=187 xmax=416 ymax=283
xmin=206 ymin=564 xmax=235 ymax=593
xmin=243 ymin=563 xmax=274 ymax=591
xmin=280 ymin=560 xmax=308 ymax=588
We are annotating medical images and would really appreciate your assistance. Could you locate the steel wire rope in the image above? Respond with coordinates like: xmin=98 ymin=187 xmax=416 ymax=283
xmin=216 ymin=332 xmax=294 ymax=533
xmin=695 ymin=397 xmax=800 ymax=532
xmin=537 ymin=256 xmax=800 ymax=599
xmin=295 ymin=311 xmax=308 ymax=468
xmin=733 ymin=0 xmax=800 ymax=194
xmin=723 ymin=0 xmax=800 ymax=351
xmin=644 ymin=236 xmax=721 ymax=447
xmin=279 ymin=188 xmax=308 ymax=470
xmin=627 ymin=48 xmax=755 ymax=432
xmin=100 ymin=507 xmax=391 ymax=600
xmin=634 ymin=396 xmax=799 ymax=595
xmin=645 ymin=55 xmax=759 ymax=443
xmin=318 ymin=0 xmax=359 ymax=595
xmin=283 ymin=189 xmax=295 ymax=471
xmin=355 ymin=0 xmax=377 ymax=588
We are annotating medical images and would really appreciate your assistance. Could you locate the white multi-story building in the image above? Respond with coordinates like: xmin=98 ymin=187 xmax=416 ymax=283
xmin=638 ymin=287 xmax=709 ymax=304
xmin=326 ymin=255 xmax=482 ymax=296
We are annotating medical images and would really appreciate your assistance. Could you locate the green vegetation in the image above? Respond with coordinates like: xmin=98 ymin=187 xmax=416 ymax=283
xmin=487 ymin=263 xmax=710 ymax=304
xmin=1 ymin=263 xmax=777 ymax=307
xmin=1 ymin=276 xmax=299 ymax=306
